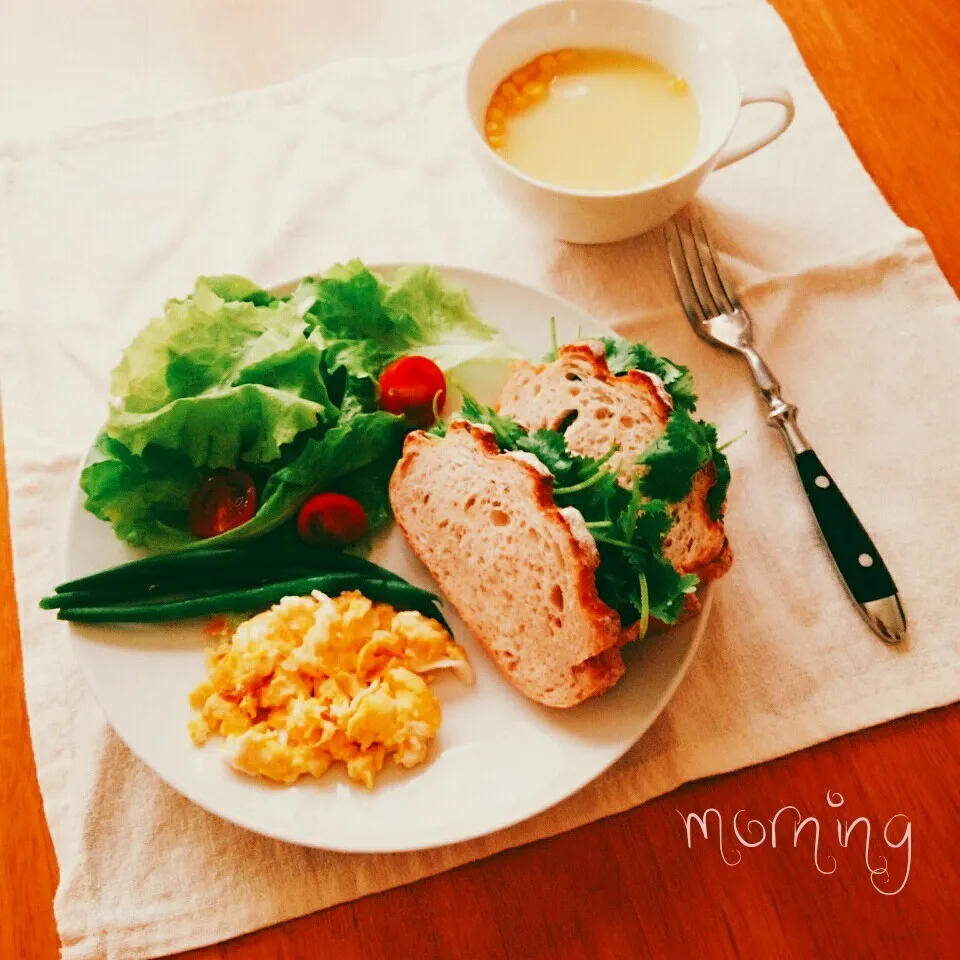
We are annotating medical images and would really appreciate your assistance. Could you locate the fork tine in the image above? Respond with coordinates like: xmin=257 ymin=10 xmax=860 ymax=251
xmin=676 ymin=215 xmax=723 ymax=319
xmin=664 ymin=219 xmax=708 ymax=328
xmin=693 ymin=217 xmax=741 ymax=312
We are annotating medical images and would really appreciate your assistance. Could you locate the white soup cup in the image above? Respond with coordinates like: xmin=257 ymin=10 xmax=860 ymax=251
xmin=465 ymin=0 xmax=795 ymax=244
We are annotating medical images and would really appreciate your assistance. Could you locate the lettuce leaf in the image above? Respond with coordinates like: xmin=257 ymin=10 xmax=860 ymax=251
xmin=80 ymin=432 xmax=200 ymax=549
xmin=203 ymin=274 xmax=275 ymax=306
xmin=107 ymin=279 xmax=335 ymax=468
xmin=382 ymin=264 xmax=498 ymax=343
xmin=192 ymin=410 xmax=412 ymax=548
xmin=297 ymin=261 xmax=508 ymax=367
xmin=413 ymin=337 xmax=523 ymax=377
xmin=83 ymin=262 xmax=519 ymax=551
xmin=297 ymin=261 xmax=421 ymax=347
xmin=328 ymin=457 xmax=398 ymax=537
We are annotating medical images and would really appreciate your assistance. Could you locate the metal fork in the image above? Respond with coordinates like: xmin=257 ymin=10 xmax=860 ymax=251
xmin=665 ymin=215 xmax=906 ymax=644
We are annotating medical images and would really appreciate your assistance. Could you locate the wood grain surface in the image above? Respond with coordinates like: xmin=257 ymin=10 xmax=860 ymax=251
xmin=2 ymin=0 xmax=959 ymax=957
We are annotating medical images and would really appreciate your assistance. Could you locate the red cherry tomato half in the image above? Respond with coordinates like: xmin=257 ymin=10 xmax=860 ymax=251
xmin=378 ymin=355 xmax=446 ymax=426
xmin=188 ymin=471 xmax=257 ymax=539
xmin=297 ymin=493 xmax=368 ymax=544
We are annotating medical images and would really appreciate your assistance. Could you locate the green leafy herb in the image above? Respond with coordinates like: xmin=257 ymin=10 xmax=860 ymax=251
xmin=459 ymin=396 xmax=526 ymax=449
xmin=516 ymin=429 xmax=591 ymax=480
xmin=546 ymin=316 xmax=558 ymax=361
xmin=456 ymin=396 xmax=696 ymax=626
xmin=633 ymin=409 xmax=731 ymax=518
xmin=637 ymin=571 xmax=650 ymax=640
xmin=717 ymin=429 xmax=748 ymax=452
xmin=540 ymin=331 xmax=729 ymax=519
xmin=598 ymin=336 xmax=698 ymax=412
xmin=705 ymin=446 xmax=731 ymax=521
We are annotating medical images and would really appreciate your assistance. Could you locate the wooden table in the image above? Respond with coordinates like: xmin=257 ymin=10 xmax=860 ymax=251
xmin=3 ymin=1 xmax=959 ymax=956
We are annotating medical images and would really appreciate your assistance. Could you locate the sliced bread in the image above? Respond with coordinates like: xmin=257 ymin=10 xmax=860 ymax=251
xmin=389 ymin=420 xmax=625 ymax=708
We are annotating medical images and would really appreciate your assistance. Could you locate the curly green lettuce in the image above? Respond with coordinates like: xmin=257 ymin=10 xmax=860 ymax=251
xmin=107 ymin=279 xmax=336 ymax=468
xmin=83 ymin=263 xmax=517 ymax=551
xmin=80 ymin=433 xmax=200 ymax=549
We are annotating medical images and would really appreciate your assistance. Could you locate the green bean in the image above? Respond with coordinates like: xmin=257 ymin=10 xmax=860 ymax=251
xmin=44 ymin=569 xmax=440 ymax=612
xmin=43 ymin=562 xmax=400 ymax=610
xmin=54 ymin=545 xmax=399 ymax=595
xmin=44 ymin=577 xmax=258 ymax=610
xmin=56 ymin=574 xmax=447 ymax=628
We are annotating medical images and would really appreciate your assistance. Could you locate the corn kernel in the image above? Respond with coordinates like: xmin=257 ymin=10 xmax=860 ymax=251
xmin=490 ymin=94 xmax=508 ymax=111
xmin=557 ymin=48 xmax=578 ymax=63
xmin=670 ymin=77 xmax=688 ymax=94
xmin=500 ymin=81 xmax=520 ymax=101
xmin=485 ymin=120 xmax=504 ymax=137
xmin=487 ymin=133 xmax=505 ymax=148
xmin=538 ymin=54 xmax=559 ymax=73
xmin=487 ymin=106 xmax=506 ymax=123
xmin=522 ymin=81 xmax=545 ymax=99
xmin=511 ymin=67 xmax=533 ymax=86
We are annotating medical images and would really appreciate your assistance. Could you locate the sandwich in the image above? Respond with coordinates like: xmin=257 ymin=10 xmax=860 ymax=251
xmin=388 ymin=337 xmax=732 ymax=708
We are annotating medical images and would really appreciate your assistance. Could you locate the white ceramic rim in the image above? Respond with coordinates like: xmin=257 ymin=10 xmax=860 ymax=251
xmin=463 ymin=0 xmax=741 ymax=200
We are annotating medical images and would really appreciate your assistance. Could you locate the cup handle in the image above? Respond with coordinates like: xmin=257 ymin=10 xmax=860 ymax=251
xmin=714 ymin=85 xmax=795 ymax=170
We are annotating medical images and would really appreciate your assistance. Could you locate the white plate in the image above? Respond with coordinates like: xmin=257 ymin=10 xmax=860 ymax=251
xmin=66 ymin=264 xmax=711 ymax=853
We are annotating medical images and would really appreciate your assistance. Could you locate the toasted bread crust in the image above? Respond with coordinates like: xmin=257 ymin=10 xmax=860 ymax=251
xmin=498 ymin=342 xmax=673 ymax=458
xmin=389 ymin=421 xmax=625 ymax=707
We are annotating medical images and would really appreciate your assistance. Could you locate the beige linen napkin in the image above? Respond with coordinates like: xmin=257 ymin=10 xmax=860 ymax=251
xmin=2 ymin=1 xmax=959 ymax=957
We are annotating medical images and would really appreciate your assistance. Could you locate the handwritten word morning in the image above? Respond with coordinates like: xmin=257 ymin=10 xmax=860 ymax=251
xmin=677 ymin=791 xmax=911 ymax=895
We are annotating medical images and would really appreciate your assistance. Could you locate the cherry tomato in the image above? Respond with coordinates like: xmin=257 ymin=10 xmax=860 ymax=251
xmin=188 ymin=471 xmax=257 ymax=539
xmin=297 ymin=493 xmax=368 ymax=544
xmin=378 ymin=355 xmax=446 ymax=426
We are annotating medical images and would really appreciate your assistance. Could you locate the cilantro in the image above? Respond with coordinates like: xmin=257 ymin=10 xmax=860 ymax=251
xmin=460 ymin=396 xmax=526 ymax=448
xmin=636 ymin=409 xmax=715 ymax=501
xmin=456 ymin=395 xmax=697 ymax=627
xmin=598 ymin=336 xmax=698 ymax=412
xmin=516 ymin=429 xmax=600 ymax=485
xmin=706 ymin=446 xmax=731 ymax=521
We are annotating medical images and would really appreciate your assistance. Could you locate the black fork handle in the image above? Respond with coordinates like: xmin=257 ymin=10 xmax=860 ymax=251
xmin=767 ymin=400 xmax=906 ymax=643
xmin=793 ymin=450 xmax=897 ymax=602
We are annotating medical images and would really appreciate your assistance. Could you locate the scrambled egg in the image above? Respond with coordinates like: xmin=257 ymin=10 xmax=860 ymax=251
xmin=188 ymin=591 xmax=472 ymax=788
